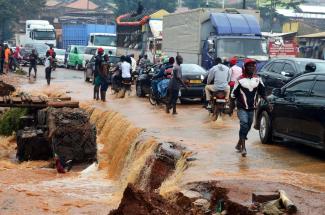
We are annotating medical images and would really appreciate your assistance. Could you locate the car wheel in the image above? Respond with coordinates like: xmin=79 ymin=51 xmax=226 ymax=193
xmin=259 ymin=111 xmax=272 ymax=144
xmin=136 ymin=83 xmax=145 ymax=97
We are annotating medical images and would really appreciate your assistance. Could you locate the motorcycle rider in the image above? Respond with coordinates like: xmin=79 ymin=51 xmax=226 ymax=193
xmin=304 ymin=62 xmax=316 ymax=74
xmin=121 ymin=55 xmax=132 ymax=94
xmin=139 ymin=54 xmax=150 ymax=69
xmin=205 ymin=57 xmax=230 ymax=109
xmin=228 ymin=57 xmax=242 ymax=114
xmin=232 ymin=59 xmax=268 ymax=157
xmin=151 ymin=57 xmax=174 ymax=98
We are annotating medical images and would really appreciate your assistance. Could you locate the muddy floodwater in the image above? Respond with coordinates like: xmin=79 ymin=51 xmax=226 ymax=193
xmin=1 ymin=67 xmax=324 ymax=214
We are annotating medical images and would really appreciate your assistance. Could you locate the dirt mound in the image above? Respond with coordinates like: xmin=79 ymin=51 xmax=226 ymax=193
xmin=109 ymin=184 xmax=187 ymax=215
xmin=0 ymin=81 xmax=15 ymax=96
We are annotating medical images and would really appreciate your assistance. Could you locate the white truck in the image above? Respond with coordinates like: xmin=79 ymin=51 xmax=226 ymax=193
xmin=88 ymin=33 xmax=117 ymax=55
xmin=17 ymin=20 xmax=56 ymax=47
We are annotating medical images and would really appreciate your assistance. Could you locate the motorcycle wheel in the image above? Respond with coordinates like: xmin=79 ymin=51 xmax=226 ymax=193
xmin=149 ymin=93 xmax=157 ymax=106
xmin=212 ymin=102 xmax=220 ymax=121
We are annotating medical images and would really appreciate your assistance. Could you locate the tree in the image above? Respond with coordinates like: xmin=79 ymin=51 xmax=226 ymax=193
xmin=113 ymin=0 xmax=177 ymax=15
xmin=258 ymin=0 xmax=305 ymax=31
xmin=183 ymin=0 xmax=220 ymax=9
xmin=0 ymin=0 xmax=46 ymax=41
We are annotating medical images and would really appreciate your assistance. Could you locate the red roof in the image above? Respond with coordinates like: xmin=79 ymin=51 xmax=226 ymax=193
xmin=66 ymin=0 xmax=98 ymax=10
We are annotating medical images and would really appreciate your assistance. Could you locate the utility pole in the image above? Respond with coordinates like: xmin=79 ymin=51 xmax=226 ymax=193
xmin=243 ymin=0 xmax=246 ymax=9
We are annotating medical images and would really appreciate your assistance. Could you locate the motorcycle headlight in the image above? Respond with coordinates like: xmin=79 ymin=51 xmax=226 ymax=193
xmin=201 ymin=75 xmax=204 ymax=80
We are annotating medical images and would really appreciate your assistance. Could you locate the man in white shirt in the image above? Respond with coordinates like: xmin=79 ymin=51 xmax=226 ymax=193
xmin=121 ymin=56 xmax=131 ymax=79
xmin=130 ymin=54 xmax=137 ymax=74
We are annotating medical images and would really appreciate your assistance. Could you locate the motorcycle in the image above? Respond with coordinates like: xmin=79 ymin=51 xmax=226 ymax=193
xmin=209 ymin=91 xmax=230 ymax=121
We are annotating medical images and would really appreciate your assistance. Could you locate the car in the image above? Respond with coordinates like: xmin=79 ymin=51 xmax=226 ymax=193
xmin=258 ymin=58 xmax=325 ymax=94
xmin=54 ymin=48 xmax=66 ymax=67
xmin=24 ymin=43 xmax=49 ymax=65
xmin=84 ymin=55 xmax=121 ymax=82
xmin=83 ymin=46 xmax=113 ymax=66
xmin=66 ymin=45 xmax=86 ymax=70
xmin=136 ymin=64 xmax=207 ymax=101
xmin=254 ymin=72 xmax=325 ymax=150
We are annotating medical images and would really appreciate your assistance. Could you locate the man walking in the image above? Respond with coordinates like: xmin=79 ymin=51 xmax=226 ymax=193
xmin=28 ymin=49 xmax=38 ymax=79
xmin=94 ymin=48 xmax=104 ymax=100
xmin=166 ymin=55 xmax=187 ymax=115
xmin=232 ymin=59 xmax=268 ymax=157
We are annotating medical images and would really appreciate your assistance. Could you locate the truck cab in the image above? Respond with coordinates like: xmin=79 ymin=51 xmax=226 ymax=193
xmin=88 ymin=33 xmax=117 ymax=55
xmin=25 ymin=20 xmax=56 ymax=47
xmin=202 ymin=13 xmax=268 ymax=70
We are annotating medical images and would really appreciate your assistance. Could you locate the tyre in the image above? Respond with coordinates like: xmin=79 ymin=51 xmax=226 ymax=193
xmin=136 ymin=83 xmax=145 ymax=97
xmin=149 ymin=93 xmax=157 ymax=106
xmin=212 ymin=104 xmax=220 ymax=121
xmin=259 ymin=111 xmax=272 ymax=144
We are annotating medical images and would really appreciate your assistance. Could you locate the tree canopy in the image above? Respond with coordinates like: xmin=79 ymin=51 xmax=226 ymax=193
xmin=113 ymin=0 xmax=177 ymax=15
xmin=0 ymin=0 xmax=46 ymax=41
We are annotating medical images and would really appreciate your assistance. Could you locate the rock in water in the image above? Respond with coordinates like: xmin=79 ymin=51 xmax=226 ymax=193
xmin=47 ymin=107 xmax=97 ymax=164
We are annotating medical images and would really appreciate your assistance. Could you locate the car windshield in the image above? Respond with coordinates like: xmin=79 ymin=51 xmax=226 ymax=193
xmin=33 ymin=30 xmax=55 ymax=40
xmin=296 ymin=61 xmax=325 ymax=73
xmin=55 ymin=49 xmax=65 ymax=55
xmin=77 ymin=46 xmax=86 ymax=54
xmin=85 ymin=48 xmax=97 ymax=55
xmin=34 ymin=45 xmax=48 ymax=54
xmin=109 ymin=56 xmax=120 ymax=64
xmin=94 ymin=35 xmax=117 ymax=47
xmin=217 ymin=38 xmax=268 ymax=59
xmin=181 ymin=64 xmax=207 ymax=75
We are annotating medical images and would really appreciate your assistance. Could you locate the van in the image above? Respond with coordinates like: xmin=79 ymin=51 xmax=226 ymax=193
xmin=66 ymin=45 xmax=86 ymax=70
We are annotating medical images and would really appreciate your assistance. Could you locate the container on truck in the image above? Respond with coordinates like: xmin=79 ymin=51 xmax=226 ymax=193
xmin=18 ymin=20 xmax=56 ymax=47
xmin=162 ymin=8 xmax=268 ymax=70
xmin=62 ymin=24 xmax=116 ymax=54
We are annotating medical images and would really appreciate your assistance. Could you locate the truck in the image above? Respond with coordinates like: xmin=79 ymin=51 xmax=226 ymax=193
xmin=162 ymin=8 xmax=269 ymax=70
xmin=88 ymin=33 xmax=117 ymax=55
xmin=62 ymin=24 xmax=116 ymax=55
xmin=18 ymin=20 xmax=56 ymax=47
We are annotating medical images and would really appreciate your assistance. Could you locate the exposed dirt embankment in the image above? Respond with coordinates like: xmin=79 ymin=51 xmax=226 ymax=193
xmin=81 ymin=103 xmax=325 ymax=215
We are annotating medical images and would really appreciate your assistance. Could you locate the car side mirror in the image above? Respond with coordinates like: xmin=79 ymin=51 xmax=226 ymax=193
xmin=272 ymin=88 xmax=283 ymax=97
xmin=281 ymin=71 xmax=294 ymax=77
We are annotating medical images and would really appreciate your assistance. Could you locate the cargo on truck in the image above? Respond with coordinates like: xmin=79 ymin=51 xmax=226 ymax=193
xmin=162 ymin=8 xmax=269 ymax=70
xmin=62 ymin=24 xmax=116 ymax=55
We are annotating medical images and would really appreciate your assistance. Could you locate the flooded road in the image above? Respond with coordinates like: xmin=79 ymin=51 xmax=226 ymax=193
xmin=1 ymin=66 xmax=324 ymax=214
xmin=18 ymin=67 xmax=325 ymax=191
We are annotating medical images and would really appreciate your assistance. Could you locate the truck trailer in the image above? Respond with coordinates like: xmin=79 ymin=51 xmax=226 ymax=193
xmin=162 ymin=8 xmax=268 ymax=69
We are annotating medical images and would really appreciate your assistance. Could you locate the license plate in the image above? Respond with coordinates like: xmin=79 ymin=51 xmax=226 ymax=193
xmin=216 ymin=99 xmax=226 ymax=103
xmin=190 ymin=80 xmax=201 ymax=84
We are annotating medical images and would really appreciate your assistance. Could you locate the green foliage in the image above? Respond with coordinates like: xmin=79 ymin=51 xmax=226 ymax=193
xmin=113 ymin=0 xmax=177 ymax=15
xmin=0 ymin=0 xmax=45 ymax=41
xmin=0 ymin=108 xmax=27 ymax=136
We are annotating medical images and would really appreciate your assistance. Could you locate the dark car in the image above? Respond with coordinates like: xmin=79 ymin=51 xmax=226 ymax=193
xmin=258 ymin=58 xmax=325 ymax=94
xmin=136 ymin=64 xmax=207 ymax=100
xmin=84 ymin=55 xmax=121 ymax=82
xmin=254 ymin=72 xmax=325 ymax=150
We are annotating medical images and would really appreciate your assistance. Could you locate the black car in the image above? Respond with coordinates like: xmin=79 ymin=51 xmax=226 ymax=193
xmin=258 ymin=58 xmax=325 ymax=94
xmin=84 ymin=55 xmax=121 ymax=82
xmin=136 ymin=64 xmax=207 ymax=100
xmin=255 ymin=72 xmax=325 ymax=150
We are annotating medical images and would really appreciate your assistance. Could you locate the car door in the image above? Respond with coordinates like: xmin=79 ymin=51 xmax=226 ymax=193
xmin=69 ymin=47 xmax=78 ymax=66
xmin=272 ymin=75 xmax=316 ymax=139
xmin=260 ymin=61 xmax=285 ymax=94
xmin=278 ymin=63 xmax=296 ymax=87
xmin=300 ymin=75 xmax=325 ymax=147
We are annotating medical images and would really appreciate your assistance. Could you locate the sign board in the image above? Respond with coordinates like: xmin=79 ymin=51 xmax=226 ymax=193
xmin=269 ymin=37 xmax=298 ymax=58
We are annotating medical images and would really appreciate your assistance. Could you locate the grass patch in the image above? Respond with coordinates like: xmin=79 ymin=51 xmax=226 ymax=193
xmin=0 ymin=108 xmax=28 ymax=136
